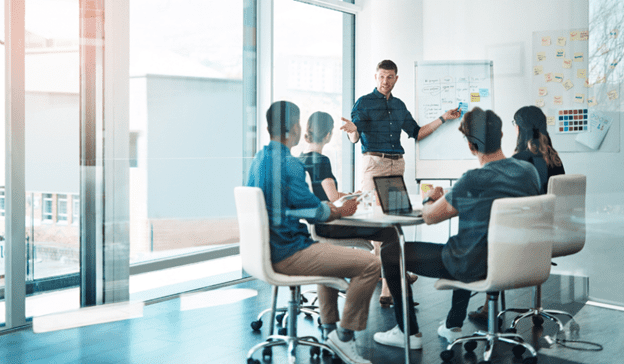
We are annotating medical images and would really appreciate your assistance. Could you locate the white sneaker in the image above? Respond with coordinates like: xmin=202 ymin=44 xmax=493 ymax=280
xmin=326 ymin=330 xmax=371 ymax=364
xmin=373 ymin=325 xmax=422 ymax=350
xmin=437 ymin=322 xmax=463 ymax=344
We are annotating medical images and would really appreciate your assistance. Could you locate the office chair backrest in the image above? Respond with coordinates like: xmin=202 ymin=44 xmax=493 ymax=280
xmin=547 ymin=174 xmax=586 ymax=257
xmin=234 ymin=186 xmax=273 ymax=282
xmin=485 ymin=194 xmax=555 ymax=292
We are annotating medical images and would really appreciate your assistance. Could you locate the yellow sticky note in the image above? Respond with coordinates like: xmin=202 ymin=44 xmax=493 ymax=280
xmin=570 ymin=31 xmax=579 ymax=40
xmin=610 ymin=29 xmax=619 ymax=38
xmin=547 ymin=116 xmax=555 ymax=126
xmin=557 ymin=37 xmax=566 ymax=46
xmin=538 ymin=87 xmax=548 ymax=96
xmin=544 ymin=72 xmax=553 ymax=82
xmin=580 ymin=30 xmax=589 ymax=41
xmin=471 ymin=93 xmax=480 ymax=102
xmin=587 ymin=97 xmax=597 ymax=107
xmin=554 ymin=96 xmax=563 ymax=105
xmin=562 ymin=59 xmax=572 ymax=69
xmin=599 ymin=43 xmax=609 ymax=55
xmin=574 ymin=93 xmax=585 ymax=103
xmin=563 ymin=79 xmax=574 ymax=90
xmin=554 ymin=73 xmax=564 ymax=83
xmin=610 ymin=60 xmax=618 ymax=69
xmin=533 ymin=65 xmax=544 ymax=75
xmin=542 ymin=36 xmax=551 ymax=46
xmin=608 ymin=90 xmax=619 ymax=100
xmin=536 ymin=99 xmax=545 ymax=108
xmin=536 ymin=52 xmax=547 ymax=62
xmin=577 ymin=69 xmax=586 ymax=78
xmin=574 ymin=52 xmax=584 ymax=62
xmin=556 ymin=49 xmax=565 ymax=58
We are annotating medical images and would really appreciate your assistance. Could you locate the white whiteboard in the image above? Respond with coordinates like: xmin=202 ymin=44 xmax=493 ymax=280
xmin=414 ymin=60 xmax=494 ymax=179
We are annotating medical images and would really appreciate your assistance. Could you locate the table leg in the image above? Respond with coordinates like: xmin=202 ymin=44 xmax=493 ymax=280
xmin=393 ymin=224 xmax=410 ymax=363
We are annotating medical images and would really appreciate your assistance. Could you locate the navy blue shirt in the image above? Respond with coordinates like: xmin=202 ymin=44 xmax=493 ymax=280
xmin=351 ymin=88 xmax=421 ymax=154
xmin=299 ymin=152 xmax=336 ymax=201
xmin=443 ymin=158 xmax=541 ymax=282
xmin=247 ymin=141 xmax=331 ymax=263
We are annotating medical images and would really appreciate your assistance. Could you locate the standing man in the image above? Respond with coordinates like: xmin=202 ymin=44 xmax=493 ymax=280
xmin=341 ymin=59 xmax=461 ymax=191
xmin=247 ymin=100 xmax=381 ymax=364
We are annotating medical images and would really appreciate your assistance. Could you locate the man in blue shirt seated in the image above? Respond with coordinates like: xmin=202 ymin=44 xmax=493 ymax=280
xmin=247 ymin=101 xmax=381 ymax=364
xmin=373 ymin=107 xmax=541 ymax=350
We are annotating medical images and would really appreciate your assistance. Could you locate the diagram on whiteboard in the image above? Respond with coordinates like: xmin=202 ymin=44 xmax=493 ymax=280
xmin=416 ymin=61 xmax=493 ymax=160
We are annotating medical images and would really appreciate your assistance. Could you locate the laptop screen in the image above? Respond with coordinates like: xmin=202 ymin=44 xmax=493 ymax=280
xmin=373 ymin=175 xmax=413 ymax=214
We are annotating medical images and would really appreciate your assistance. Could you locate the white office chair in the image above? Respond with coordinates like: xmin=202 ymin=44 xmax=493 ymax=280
xmin=500 ymin=174 xmax=586 ymax=332
xmin=436 ymin=195 xmax=555 ymax=364
xmin=235 ymin=186 xmax=348 ymax=364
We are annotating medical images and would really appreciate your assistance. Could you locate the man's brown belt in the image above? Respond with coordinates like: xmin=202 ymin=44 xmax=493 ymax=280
xmin=364 ymin=152 xmax=403 ymax=160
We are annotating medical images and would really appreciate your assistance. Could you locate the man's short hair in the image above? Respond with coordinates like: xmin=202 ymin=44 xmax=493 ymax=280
xmin=266 ymin=101 xmax=300 ymax=138
xmin=458 ymin=107 xmax=502 ymax=154
xmin=376 ymin=60 xmax=398 ymax=74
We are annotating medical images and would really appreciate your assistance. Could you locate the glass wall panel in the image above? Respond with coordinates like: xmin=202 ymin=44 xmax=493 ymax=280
xmin=21 ymin=0 xmax=81 ymax=318
xmin=272 ymin=0 xmax=350 ymax=190
xmin=128 ymin=0 xmax=244 ymax=268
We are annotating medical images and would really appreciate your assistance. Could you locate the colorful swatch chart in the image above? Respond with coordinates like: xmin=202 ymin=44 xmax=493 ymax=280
xmin=557 ymin=108 xmax=588 ymax=133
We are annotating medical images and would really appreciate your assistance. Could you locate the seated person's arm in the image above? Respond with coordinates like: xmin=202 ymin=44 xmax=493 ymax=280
xmin=321 ymin=178 xmax=346 ymax=203
xmin=325 ymin=198 xmax=359 ymax=223
xmin=422 ymin=187 xmax=458 ymax=225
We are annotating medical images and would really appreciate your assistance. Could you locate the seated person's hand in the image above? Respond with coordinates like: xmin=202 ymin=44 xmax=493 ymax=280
xmin=442 ymin=107 xmax=461 ymax=121
xmin=425 ymin=186 xmax=445 ymax=202
xmin=338 ymin=198 xmax=359 ymax=217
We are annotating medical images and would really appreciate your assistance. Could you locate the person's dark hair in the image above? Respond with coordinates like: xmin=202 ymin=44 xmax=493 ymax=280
xmin=305 ymin=111 xmax=334 ymax=144
xmin=376 ymin=60 xmax=398 ymax=74
xmin=458 ymin=107 xmax=502 ymax=154
xmin=513 ymin=106 xmax=562 ymax=168
xmin=266 ymin=101 xmax=300 ymax=138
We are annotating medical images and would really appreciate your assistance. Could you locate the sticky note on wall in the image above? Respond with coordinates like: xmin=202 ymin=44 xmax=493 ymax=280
xmin=557 ymin=37 xmax=566 ymax=46
xmin=554 ymin=73 xmax=564 ymax=83
xmin=547 ymin=116 xmax=555 ymax=125
xmin=587 ymin=97 xmax=597 ymax=107
xmin=537 ymin=52 xmax=546 ymax=62
xmin=580 ymin=30 xmax=589 ymax=40
xmin=554 ymin=96 xmax=563 ymax=105
xmin=545 ymin=73 xmax=553 ymax=82
xmin=563 ymin=59 xmax=572 ymax=69
xmin=577 ymin=69 xmax=586 ymax=78
xmin=542 ymin=36 xmax=551 ymax=46
xmin=563 ymin=79 xmax=574 ymax=90
xmin=536 ymin=99 xmax=545 ymax=107
xmin=570 ymin=31 xmax=579 ymax=40
xmin=556 ymin=49 xmax=565 ymax=58
xmin=538 ymin=87 xmax=548 ymax=96
xmin=534 ymin=65 xmax=544 ymax=75
xmin=574 ymin=52 xmax=584 ymax=62
xmin=608 ymin=90 xmax=619 ymax=100
xmin=574 ymin=94 xmax=585 ymax=103
xmin=471 ymin=93 xmax=480 ymax=102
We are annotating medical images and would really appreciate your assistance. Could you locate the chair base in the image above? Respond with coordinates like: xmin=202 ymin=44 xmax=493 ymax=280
xmin=441 ymin=292 xmax=538 ymax=364
xmin=247 ymin=286 xmax=336 ymax=364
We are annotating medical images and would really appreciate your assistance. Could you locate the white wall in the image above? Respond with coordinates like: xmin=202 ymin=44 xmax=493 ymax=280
xmin=357 ymin=0 xmax=624 ymax=304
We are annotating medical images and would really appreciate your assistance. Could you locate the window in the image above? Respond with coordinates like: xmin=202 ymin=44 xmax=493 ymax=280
xmin=72 ymin=194 xmax=79 ymax=225
xmin=57 ymin=194 xmax=68 ymax=223
xmin=42 ymin=193 xmax=53 ymax=222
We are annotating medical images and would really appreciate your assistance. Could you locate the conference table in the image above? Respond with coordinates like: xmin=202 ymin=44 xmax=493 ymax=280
xmin=329 ymin=205 xmax=424 ymax=364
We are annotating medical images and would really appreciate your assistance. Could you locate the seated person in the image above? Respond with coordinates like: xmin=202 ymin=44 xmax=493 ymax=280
xmin=373 ymin=107 xmax=541 ymax=350
xmin=298 ymin=111 xmax=418 ymax=307
xmin=247 ymin=101 xmax=380 ymax=364
xmin=469 ymin=105 xmax=565 ymax=323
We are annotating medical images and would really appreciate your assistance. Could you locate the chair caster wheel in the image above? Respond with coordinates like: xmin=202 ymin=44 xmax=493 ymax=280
xmin=440 ymin=349 xmax=454 ymax=361
xmin=262 ymin=346 xmax=272 ymax=359
xmin=464 ymin=341 xmax=478 ymax=352
xmin=276 ymin=313 xmax=285 ymax=325
xmin=512 ymin=344 xmax=526 ymax=358
xmin=505 ymin=327 xmax=517 ymax=334
xmin=522 ymin=357 xmax=538 ymax=364
xmin=532 ymin=315 xmax=544 ymax=326
xmin=247 ymin=358 xmax=261 ymax=364
xmin=278 ymin=327 xmax=287 ymax=335
xmin=250 ymin=320 xmax=262 ymax=331
xmin=310 ymin=346 xmax=321 ymax=357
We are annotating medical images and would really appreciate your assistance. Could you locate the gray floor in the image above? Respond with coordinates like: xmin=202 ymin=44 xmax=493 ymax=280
xmin=0 ymin=274 xmax=619 ymax=364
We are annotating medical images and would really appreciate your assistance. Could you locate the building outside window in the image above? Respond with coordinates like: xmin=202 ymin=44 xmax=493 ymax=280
xmin=72 ymin=194 xmax=79 ymax=225
xmin=57 ymin=194 xmax=68 ymax=223
xmin=42 ymin=193 xmax=53 ymax=222
xmin=0 ymin=188 xmax=5 ymax=217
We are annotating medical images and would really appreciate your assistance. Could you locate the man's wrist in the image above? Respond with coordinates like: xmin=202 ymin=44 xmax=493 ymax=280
xmin=439 ymin=115 xmax=446 ymax=124
xmin=422 ymin=196 xmax=434 ymax=205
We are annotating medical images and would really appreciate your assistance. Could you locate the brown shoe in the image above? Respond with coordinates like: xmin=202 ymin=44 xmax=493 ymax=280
xmin=468 ymin=305 xmax=488 ymax=325
xmin=407 ymin=272 xmax=418 ymax=285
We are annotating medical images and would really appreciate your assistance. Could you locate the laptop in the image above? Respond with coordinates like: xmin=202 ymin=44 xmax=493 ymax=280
xmin=373 ymin=175 xmax=423 ymax=218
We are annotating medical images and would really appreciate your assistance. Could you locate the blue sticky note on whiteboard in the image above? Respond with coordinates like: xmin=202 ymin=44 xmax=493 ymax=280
xmin=479 ymin=88 xmax=489 ymax=97
xmin=458 ymin=102 xmax=468 ymax=117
